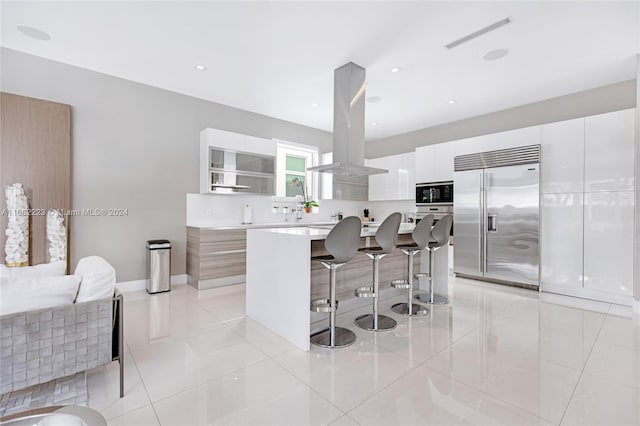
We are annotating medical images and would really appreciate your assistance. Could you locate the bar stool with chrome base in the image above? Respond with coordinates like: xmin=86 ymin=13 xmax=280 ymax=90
xmin=310 ymin=216 xmax=362 ymax=348
xmin=353 ymin=212 xmax=402 ymax=332
xmin=415 ymin=214 xmax=453 ymax=304
xmin=390 ymin=214 xmax=434 ymax=316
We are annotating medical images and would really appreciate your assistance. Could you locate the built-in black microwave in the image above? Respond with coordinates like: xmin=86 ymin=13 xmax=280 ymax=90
xmin=416 ymin=182 xmax=453 ymax=205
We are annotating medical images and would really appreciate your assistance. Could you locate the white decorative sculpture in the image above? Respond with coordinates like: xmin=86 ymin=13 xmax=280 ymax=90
xmin=46 ymin=209 xmax=66 ymax=263
xmin=4 ymin=183 xmax=29 ymax=267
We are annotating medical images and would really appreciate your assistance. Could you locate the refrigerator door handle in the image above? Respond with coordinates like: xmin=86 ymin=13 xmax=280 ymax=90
xmin=488 ymin=213 xmax=498 ymax=232
xmin=480 ymin=172 xmax=485 ymax=274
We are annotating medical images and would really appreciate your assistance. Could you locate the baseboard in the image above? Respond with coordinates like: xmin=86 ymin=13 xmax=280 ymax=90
xmin=116 ymin=274 xmax=187 ymax=293
xmin=541 ymin=283 xmax=634 ymax=306
xmin=171 ymin=274 xmax=188 ymax=285
xmin=188 ymin=274 xmax=244 ymax=290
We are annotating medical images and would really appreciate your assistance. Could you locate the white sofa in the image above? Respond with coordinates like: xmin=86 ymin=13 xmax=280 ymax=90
xmin=0 ymin=257 xmax=124 ymax=396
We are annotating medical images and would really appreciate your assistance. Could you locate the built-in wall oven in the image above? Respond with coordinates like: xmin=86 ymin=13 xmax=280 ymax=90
xmin=416 ymin=181 xmax=453 ymax=205
xmin=416 ymin=205 xmax=454 ymax=237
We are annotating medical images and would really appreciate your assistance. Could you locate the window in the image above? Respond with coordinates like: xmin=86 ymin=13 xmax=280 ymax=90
xmin=276 ymin=143 xmax=318 ymax=199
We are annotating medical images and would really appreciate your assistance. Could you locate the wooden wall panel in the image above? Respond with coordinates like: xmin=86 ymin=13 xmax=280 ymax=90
xmin=0 ymin=93 xmax=71 ymax=267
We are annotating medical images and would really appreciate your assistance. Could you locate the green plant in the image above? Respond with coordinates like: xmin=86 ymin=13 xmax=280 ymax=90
xmin=291 ymin=177 xmax=319 ymax=209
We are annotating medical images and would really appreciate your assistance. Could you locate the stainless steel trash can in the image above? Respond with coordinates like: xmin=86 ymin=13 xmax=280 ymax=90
xmin=147 ymin=239 xmax=171 ymax=294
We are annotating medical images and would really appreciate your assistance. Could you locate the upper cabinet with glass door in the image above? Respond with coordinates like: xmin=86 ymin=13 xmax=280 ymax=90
xmin=200 ymin=128 xmax=277 ymax=194
xmin=199 ymin=129 xmax=321 ymax=198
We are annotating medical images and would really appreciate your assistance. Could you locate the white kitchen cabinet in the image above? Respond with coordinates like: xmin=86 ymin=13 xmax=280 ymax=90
xmin=200 ymin=128 xmax=276 ymax=155
xmin=397 ymin=152 xmax=415 ymax=199
xmin=367 ymin=152 xmax=415 ymax=201
xmin=541 ymin=192 xmax=584 ymax=290
xmin=541 ymin=118 xmax=584 ymax=194
xmin=583 ymin=191 xmax=634 ymax=296
xmin=415 ymin=145 xmax=434 ymax=183
xmin=455 ymin=126 xmax=542 ymax=156
xmin=415 ymin=142 xmax=454 ymax=183
xmin=200 ymin=128 xmax=277 ymax=194
xmin=432 ymin=142 xmax=455 ymax=182
xmin=584 ymin=109 xmax=635 ymax=192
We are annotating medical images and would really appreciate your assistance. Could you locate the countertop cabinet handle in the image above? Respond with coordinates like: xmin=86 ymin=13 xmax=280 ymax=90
xmin=209 ymin=249 xmax=247 ymax=255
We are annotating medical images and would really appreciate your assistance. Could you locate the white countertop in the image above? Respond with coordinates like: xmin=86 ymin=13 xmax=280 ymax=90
xmin=249 ymin=223 xmax=416 ymax=240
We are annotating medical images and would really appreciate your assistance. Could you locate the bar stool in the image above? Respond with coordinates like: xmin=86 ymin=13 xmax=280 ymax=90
xmin=353 ymin=212 xmax=402 ymax=332
xmin=415 ymin=214 xmax=453 ymax=305
xmin=310 ymin=216 xmax=362 ymax=348
xmin=390 ymin=214 xmax=434 ymax=316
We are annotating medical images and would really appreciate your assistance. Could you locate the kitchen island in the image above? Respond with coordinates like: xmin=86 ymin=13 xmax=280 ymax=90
xmin=246 ymin=224 xmax=449 ymax=351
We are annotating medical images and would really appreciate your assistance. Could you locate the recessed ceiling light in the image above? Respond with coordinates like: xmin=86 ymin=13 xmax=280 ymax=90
xmin=447 ymin=100 xmax=457 ymax=104
xmin=310 ymin=103 xmax=319 ymax=107
xmin=366 ymin=96 xmax=382 ymax=103
xmin=17 ymin=25 xmax=50 ymax=41
xmin=483 ymin=49 xmax=509 ymax=61
xmin=371 ymin=122 xmax=378 ymax=126
xmin=194 ymin=64 xmax=207 ymax=71
xmin=390 ymin=67 xmax=402 ymax=73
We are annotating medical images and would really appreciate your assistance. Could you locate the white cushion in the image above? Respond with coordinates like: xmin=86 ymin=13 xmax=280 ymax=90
xmin=74 ymin=256 xmax=116 ymax=303
xmin=0 ymin=261 xmax=66 ymax=279
xmin=0 ymin=275 xmax=81 ymax=316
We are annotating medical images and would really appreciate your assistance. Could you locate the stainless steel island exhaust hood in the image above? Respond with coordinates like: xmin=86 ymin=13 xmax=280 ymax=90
xmin=307 ymin=62 xmax=388 ymax=176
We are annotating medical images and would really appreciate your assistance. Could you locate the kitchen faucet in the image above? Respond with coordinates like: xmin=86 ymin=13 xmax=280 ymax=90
xmin=285 ymin=206 xmax=303 ymax=222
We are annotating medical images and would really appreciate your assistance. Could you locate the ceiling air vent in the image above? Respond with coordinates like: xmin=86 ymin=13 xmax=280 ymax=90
xmin=445 ymin=17 xmax=511 ymax=49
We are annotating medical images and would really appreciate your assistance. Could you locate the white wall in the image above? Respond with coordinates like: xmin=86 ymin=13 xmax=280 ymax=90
xmin=0 ymin=47 xmax=332 ymax=281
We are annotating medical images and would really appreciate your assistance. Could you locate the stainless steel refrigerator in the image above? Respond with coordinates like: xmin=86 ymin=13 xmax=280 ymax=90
xmin=453 ymin=145 xmax=540 ymax=288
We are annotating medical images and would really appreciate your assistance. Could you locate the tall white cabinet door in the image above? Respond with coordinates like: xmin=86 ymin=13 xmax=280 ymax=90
xmin=584 ymin=109 xmax=635 ymax=192
xmin=416 ymin=143 xmax=453 ymax=183
xmin=432 ymin=142 xmax=455 ymax=182
xmin=541 ymin=193 xmax=583 ymax=289
xmin=541 ymin=118 xmax=584 ymax=194
xmin=396 ymin=152 xmax=415 ymax=199
xmin=415 ymin=145 xmax=434 ymax=183
xmin=583 ymin=191 xmax=634 ymax=296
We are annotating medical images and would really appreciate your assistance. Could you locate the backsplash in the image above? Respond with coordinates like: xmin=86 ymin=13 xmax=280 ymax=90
xmin=186 ymin=193 xmax=369 ymax=226
xmin=367 ymin=200 xmax=417 ymax=222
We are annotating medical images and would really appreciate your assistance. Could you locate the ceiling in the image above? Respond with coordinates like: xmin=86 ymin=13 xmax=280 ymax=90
xmin=1 ymin=1 xmax=638 ymax=140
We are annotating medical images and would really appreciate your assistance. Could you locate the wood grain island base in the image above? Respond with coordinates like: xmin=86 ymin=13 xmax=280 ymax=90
xmin=246 ymin=225 xmax=449 ymax=351
xmin=309 ymin=234 xmax=418 ymax=303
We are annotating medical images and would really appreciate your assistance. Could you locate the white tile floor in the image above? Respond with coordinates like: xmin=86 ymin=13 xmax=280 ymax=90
xmin=86 ymin=277 xmax=640 ymax=426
